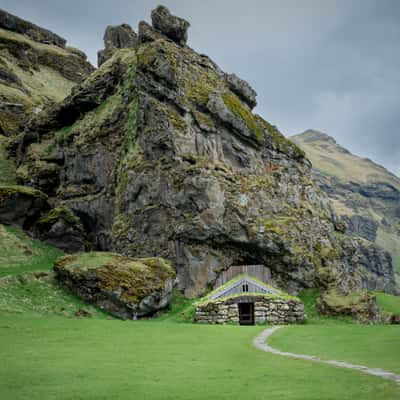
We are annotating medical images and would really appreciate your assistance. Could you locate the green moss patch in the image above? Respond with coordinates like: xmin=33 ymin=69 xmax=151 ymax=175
xmin=0 ymin=185 xmax=47 ymax=202
xmin=222 ymin=92 xmax=264 ymax=143
xmin=256 ymin=115 xmax=305 ymax=159
xmin=37 ymin=206 xmax=82 ymax=230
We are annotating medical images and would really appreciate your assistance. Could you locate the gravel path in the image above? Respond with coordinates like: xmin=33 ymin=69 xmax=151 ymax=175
xmin=253 ymin=326 xmax=400 ymax=384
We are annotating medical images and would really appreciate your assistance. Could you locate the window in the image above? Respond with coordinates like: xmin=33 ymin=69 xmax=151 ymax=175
xmin=242 ymin=284 xmax=249 ymax=292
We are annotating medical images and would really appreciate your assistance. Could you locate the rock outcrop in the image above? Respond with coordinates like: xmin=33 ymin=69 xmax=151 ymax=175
xmin=35 ymin=206 xmax=85 ymax=253
xmin=151 ymin=5 xmax=189 ymax=45
xmin=292 ymin=130 xmax=400 ymax=293
xmin=16 ymin=6 xmax=389 ymax=303
xmin=0 ymin=9 xmax=94 ymax=136
xmin=97 ymin=24 xmax=138 ymax=67
xmin=0 ymin=8 xmax=66 ymax=47
xmin=54 ymin=252 xmax=175 ymax=319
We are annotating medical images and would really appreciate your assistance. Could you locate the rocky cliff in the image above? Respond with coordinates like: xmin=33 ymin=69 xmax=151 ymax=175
xmin=292 ymin=130 xmax=399 ymax=292
xmin=12 ymin=6 xmax=394 ymax=298
xmin=0 ymin=9 xmax=94 ymax=137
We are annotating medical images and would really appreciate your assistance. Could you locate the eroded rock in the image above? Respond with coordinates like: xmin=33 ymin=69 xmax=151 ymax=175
xmin=151 ymin=5 xmax=190 ymax=45
xmin=98 ymin=24 xmax=138 ymax=66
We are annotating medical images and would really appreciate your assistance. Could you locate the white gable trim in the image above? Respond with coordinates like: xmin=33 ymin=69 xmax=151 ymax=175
xmin=210 ymin=276 xmax=278 ymax=300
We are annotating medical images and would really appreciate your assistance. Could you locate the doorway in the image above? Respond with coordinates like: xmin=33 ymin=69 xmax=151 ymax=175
xmin=238 ymin=303 xmax=254 ymax=325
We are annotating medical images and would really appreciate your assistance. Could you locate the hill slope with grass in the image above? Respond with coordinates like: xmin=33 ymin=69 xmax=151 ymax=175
xmin=0 ymin=8 xmax=94 ymax=137
xmin=292 ymin=130 xmax=400 ymax=287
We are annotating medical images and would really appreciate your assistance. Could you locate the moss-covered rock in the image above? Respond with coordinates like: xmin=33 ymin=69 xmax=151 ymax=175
xmin=316 ymin=289 xmax=380 ymax=323
xmin=54 ymin=252 xmax=176 ymax=319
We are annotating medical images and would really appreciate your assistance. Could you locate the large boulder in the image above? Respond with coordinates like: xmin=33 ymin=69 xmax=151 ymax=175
xmin=317 ymin=289 xmax=380 ymax=323
xmin=54 ymin=252 xmax=176 ymax=319
xmin=97 ymin=24 xmax=138 ymax=66
xmin=151 ymin=5 xmax=190 ymax=45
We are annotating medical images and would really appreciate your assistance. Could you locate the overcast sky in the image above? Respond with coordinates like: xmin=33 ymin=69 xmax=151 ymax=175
xmin=2 ymin=0 xmax=399 ymax=175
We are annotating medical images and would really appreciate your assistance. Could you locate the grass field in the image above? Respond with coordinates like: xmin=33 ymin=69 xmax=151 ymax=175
xmin=0 ymin=233 xmax=400 ymax=399
xmin=1 ymin=316 xmax=400 ymax=400
xmin=269 ymin=324 xmax=400 ymax=374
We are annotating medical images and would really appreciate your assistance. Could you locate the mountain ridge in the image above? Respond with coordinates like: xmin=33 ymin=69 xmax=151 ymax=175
xmin=292 ymin=129 xmax=400 ymax=286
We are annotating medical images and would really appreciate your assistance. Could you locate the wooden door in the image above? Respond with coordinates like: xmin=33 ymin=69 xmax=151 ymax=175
xmin=238 ymin=303 xmax=254 ymax=325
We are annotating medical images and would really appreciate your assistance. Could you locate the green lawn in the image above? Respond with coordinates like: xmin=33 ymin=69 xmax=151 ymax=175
xmin=1 ymin=234 xmax=400 ymax=399
xmin=1 ymin=316 xmax=400 ymax=400
xmin=269 ymin=324 xmax=400 ymax=375
xmin=375 ymin=292 xmax=400 ymax=315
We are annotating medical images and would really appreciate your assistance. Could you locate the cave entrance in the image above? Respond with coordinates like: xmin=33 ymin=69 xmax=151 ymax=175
xmin=238 ymin=302 xmax=254 ymax=325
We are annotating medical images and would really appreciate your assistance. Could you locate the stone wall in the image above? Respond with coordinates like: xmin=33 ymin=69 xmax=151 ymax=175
xmin=195 ymin=297 xmax=305 ymax=324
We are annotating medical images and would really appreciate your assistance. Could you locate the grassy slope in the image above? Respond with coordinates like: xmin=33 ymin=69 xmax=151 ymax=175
xmin=290 ymin=130 xmax=400 ymax=188
xmin=291 ymin=130 xmax=400 ymax=278
xmin=1 ymin=316 xmax=400 ymax=400
xmin=0 ymin=273 xmax=106 ymax=318
xmin=0 ymin=225 xmax=63 ymax=277
xmin=375 ymin=292 xmax=400 ymax=315
xmin=0 ymin=28 xmax=77 ymax=106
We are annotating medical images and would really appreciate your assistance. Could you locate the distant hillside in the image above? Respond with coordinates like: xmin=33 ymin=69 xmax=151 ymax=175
xmin=0 ymin=8 xmax=94 ymax=136
xmin=292 ymin=130 xmax=400 ymax=283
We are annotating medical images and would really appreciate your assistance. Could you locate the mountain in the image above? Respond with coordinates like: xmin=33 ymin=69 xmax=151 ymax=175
xmin=9 ymin=5 xmax=394 ymax=301
xmin=0 ymin=5 xmax=396 ymax=317
xmin=291 ymin=129 xmax=400 ymax=286
xmin=0 ymin=9 xmax=94 ymax=137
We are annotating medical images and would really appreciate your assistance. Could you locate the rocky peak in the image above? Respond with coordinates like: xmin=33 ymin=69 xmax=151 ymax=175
xmin=294 ymin=129 xmax=337 ymax=144
xmin=13 ymin=5 xmax=394 ymax=299
xmin=97 ymin=24 xmax=138 ymax=67
xmin=150 ymin=5 xmax=190 ymax=46
xmin=0 ymin=8 xmax=66 ymax=48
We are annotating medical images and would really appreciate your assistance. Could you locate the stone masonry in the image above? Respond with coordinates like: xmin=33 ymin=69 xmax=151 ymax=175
xmin=195 ymin=297 xmax=305 ymax=324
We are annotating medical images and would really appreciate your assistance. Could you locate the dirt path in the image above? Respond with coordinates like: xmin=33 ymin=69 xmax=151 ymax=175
xmin=253 ymin=326 xmax=400 ymax=384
